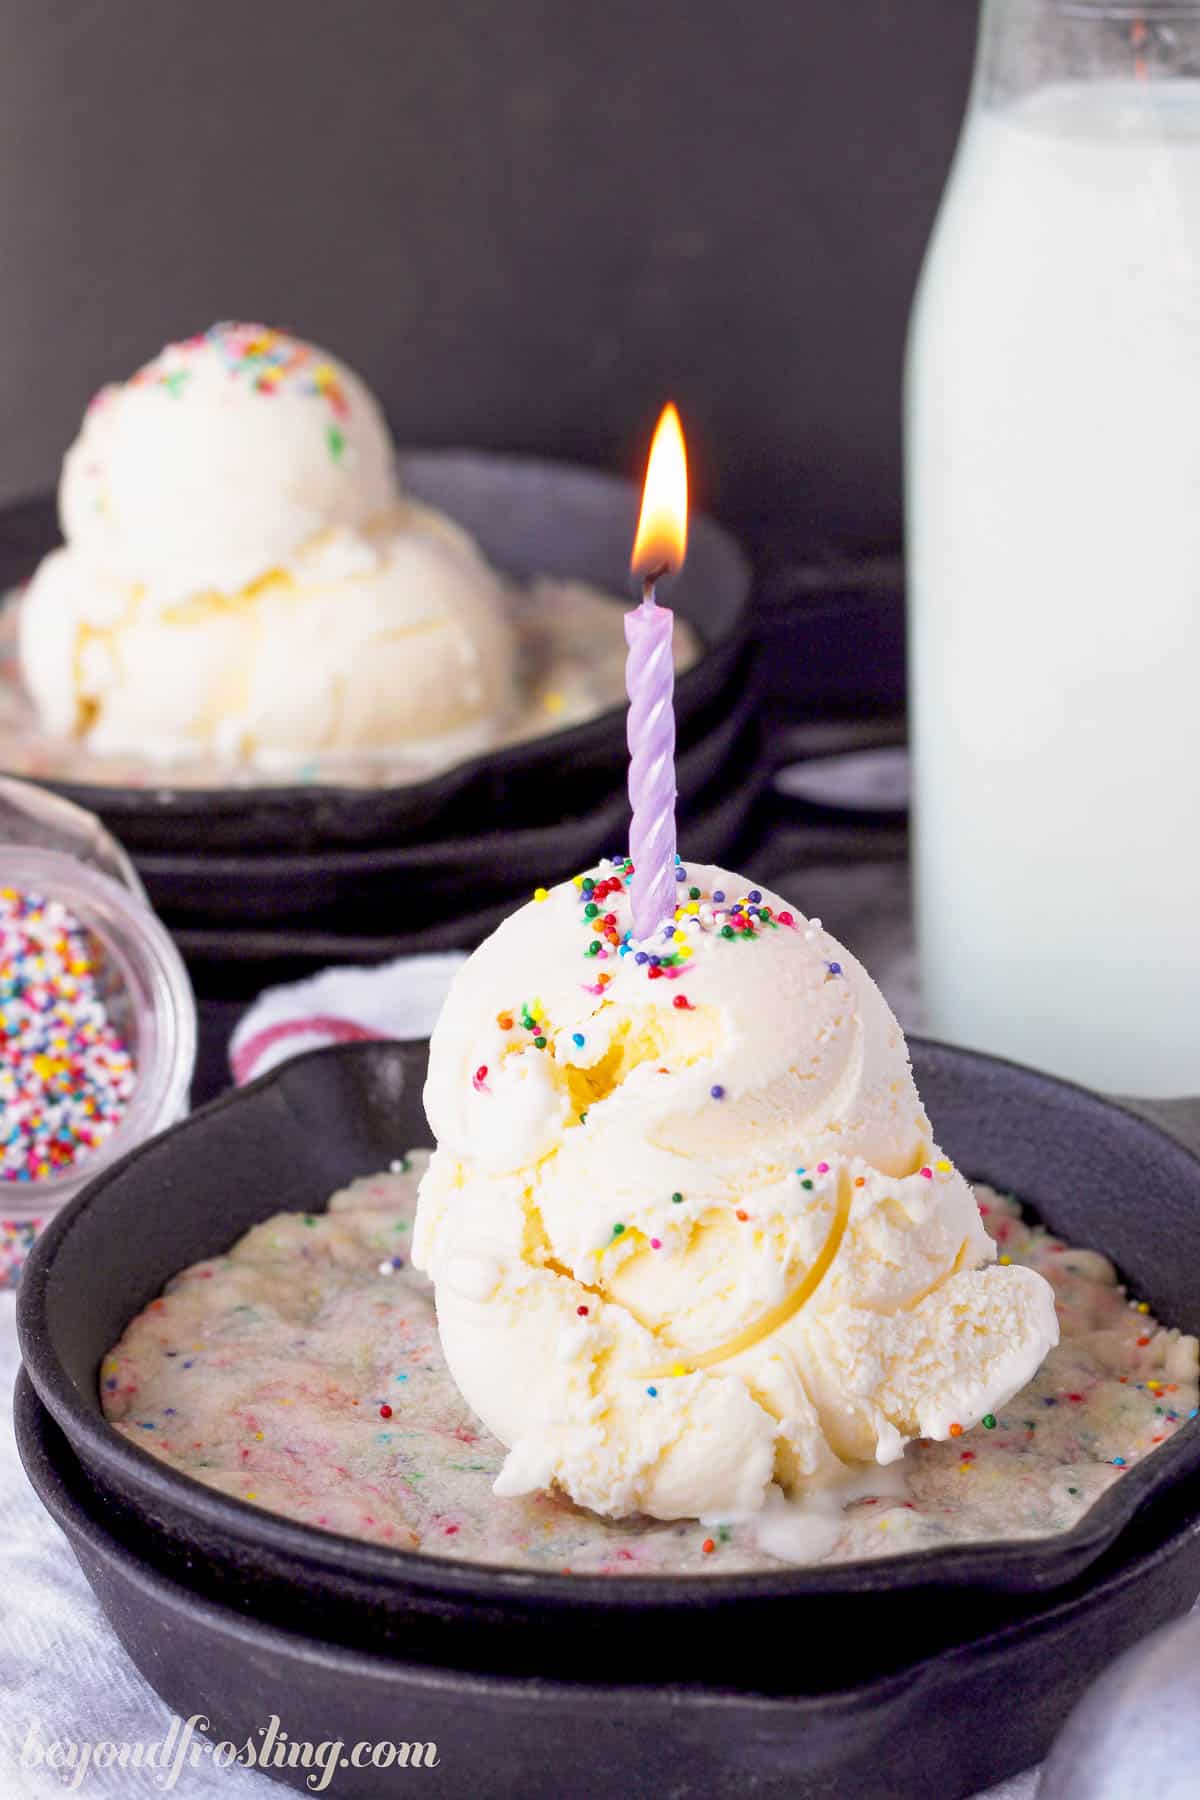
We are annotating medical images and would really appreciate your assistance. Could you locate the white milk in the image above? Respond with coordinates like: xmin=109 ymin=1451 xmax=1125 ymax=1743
xmin=906 ymin=81 xmax=1200 ymax=1096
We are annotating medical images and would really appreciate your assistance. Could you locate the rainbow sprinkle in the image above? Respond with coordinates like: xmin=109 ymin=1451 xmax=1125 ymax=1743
xmin=1 ymin=887 xmax=136 ymax=1185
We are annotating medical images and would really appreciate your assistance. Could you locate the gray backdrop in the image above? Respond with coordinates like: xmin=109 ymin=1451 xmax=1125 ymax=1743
xmin=0 ymin=1 xmax=977 ymax=558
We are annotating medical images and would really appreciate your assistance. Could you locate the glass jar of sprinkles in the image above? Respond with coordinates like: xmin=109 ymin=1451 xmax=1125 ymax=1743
xmin=1 ymin=778 xmax=195 ymax=1284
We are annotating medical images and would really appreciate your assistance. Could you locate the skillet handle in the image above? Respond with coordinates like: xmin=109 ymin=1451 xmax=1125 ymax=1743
xmin=1110 ymin=1095 xmax=1200 ymax=1163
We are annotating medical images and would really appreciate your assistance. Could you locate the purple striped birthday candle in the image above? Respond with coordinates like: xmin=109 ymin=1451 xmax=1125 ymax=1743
xmin=627 ymin=403 xmax=688 ymax=941
xmin=625 ymin=590 xmax=677 ymax=939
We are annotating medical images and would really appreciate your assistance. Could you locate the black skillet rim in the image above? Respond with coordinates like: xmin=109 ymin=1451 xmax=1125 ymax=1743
xmin=17 ymin=1035 xmax=1200 ymax=1610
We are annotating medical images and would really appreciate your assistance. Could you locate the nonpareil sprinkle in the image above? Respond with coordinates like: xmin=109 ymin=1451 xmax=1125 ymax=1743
xmin=1 ymin=888 xmax=135 ymax=1183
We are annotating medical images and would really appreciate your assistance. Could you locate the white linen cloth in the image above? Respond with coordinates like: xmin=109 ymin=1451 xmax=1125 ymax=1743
xmin=227 ymin=952 xmax=467 ymax=1085
xmin=0 ymin=894 xmax=1041 ymax=1797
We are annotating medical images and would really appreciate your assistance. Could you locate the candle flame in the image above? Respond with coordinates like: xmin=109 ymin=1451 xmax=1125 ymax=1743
xmin=631 ymin=402 xmax=688 ymax=581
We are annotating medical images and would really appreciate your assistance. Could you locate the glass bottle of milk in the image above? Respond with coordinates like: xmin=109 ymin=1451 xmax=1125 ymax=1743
xmin=906 ymin=0 xmax=1200 ymax=1096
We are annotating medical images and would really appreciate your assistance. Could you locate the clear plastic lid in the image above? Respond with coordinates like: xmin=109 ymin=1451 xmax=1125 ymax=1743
xmin=1 ymin=778 xmax=196 ymax=1227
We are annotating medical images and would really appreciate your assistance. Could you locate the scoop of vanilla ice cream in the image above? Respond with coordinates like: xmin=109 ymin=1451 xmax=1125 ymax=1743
xmin=59 ymin=322 xmax=398 ymax=593
xmin=19 ymin=504 xmax=514 ymax=763
xmin=413 ymin=861 xmax=1059 ymax=1521
xmin=19 ymin=323 xmax=515 ymax=763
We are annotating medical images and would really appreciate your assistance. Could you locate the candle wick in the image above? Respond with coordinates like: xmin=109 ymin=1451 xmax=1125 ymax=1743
xmin=641 ymin=564 xmax=670 ymax=605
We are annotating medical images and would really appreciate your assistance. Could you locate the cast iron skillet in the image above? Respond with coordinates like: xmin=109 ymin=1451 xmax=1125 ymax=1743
xmin=17 ymin=1039 xmax=1200 ymax=1687
xmin=14 ymin=1369 xmax=1200 ymax=1800
xmin=0 ymin=452 xmax=750 ymax=854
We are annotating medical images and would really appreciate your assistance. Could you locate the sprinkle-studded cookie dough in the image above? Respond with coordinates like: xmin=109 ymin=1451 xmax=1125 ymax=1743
xmin=1 ymin=887 xmax=135 ymax=1184
xmin=101 ymin=1164 xmax=1199 ymax=1575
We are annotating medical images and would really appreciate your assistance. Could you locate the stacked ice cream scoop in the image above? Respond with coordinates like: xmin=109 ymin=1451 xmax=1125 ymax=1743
xmin=414 ymin=860 xmax=1059 ymax=1521
xmin=19 ymin=323 xmax=514 ymax=767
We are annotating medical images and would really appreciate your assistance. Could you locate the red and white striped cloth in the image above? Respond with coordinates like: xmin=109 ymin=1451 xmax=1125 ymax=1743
xmin=228 ymin=952 xmax=466 ymax=1086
